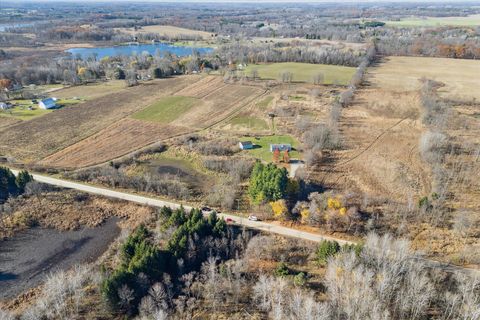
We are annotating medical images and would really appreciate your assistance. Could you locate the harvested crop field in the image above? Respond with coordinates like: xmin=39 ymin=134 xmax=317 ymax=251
xmin=368 ymin=56 xmax=480 ymax=101
xmin=43 ymin=77 xmax=265 ymax=168
xmin=52 ymin=80 xmax=126 ymax=100
xmin=0 ymin=77 xmax=198 ymax=162
xmin=118 ymin=25 xmax=214 ymax=39
xmin=41 ymin=118 xmax=189 ymax=168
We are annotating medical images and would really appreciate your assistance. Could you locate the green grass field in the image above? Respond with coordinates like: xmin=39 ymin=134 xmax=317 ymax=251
xmin=386 ymin=14 xmax=480 ymax=27
xmin=0 ymin=99 xmax=80 ymax=120
xmin=132 ymin=96 xmax=199 ymax=123
xmin=256 ymin=96 xmax=274 ymax=110
xmin=240 ymin=135 xmax=300 ymax=162
xmin=229 ymin=115 xmax=269 ymax=131
xmin=243 ymin=62 xmax=356 ymax=85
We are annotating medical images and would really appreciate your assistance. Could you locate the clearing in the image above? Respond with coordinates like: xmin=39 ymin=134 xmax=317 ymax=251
xmin=386 ymin=14 xmax=480 ymax=27
xmin=132 ymin=96 xmax=200 ymax=123
xmin=368 ymin=56 xmax=480 ymax=101
xmin=117 ymin=25 xmax=214 ymax=39
xmin=243 ymin=62 xmax=356 ymax=85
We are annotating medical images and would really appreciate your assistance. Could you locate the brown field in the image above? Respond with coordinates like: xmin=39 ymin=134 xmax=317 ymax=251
xmin=41 ymin=119 xmax=189 ymax=168
xmin=117 ymin=25 xmax=215 ymax=39
xmin=317 ymin=57 xmax=480 ymax=262
xmin=53 ymin=80 xmax=127 ymax=100
xmin=41 ymin=76 xmax=265 ymax=168
xmin=0 ymin=77 xmax=198 ymax=163
xmin=368 ymin=56 xmax=480 ymax=101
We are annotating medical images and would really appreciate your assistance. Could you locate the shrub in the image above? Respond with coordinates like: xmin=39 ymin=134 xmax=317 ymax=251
xmin=316 ymin=240 xmax=340 ymax=265
xmin=274 ymin=262 xmax=290 ymax=277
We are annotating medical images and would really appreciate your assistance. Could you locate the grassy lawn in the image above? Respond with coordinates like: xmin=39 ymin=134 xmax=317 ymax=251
xmin=243 ymin=62 xmax=356 ymax=85
xmin=240 ymin=135 xmax=300 ymax=162
xmin=0 ymin=101 xmax=52 ymax=120
xmin=229 ymin=115 xmax=269 ymax=130
xmin=132 ymin=96 xmax=199 ymax=123
xmin=386 ymin=14 xmax=480 ymax=27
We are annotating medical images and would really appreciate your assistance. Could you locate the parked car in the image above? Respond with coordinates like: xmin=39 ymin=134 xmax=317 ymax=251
xmin=248 ymin=215 xmax=259 ymax=221
xmin=201 ymin=206 xmax=212 ymax=213
xmin=225 ymin=218 xmax=235 ymax=223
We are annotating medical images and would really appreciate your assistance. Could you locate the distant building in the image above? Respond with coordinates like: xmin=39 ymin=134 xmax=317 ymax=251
xmin=38 ymin=98 xmax=57 ymax=110
xmin=269 ymin=143 xmax=291 ymax=152
xmin=0 ymin=102 xmax=11 ymax=110
xmin=239 ymin=141 xmax=254 ymax=150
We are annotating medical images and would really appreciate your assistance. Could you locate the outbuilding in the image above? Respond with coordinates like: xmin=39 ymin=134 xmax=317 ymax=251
xmin=0 ymin=102 xmax=11 ymax=110
xmin=269 ymin=143 xmax=291 ymax=152
xmin=239 ymin=141 xmax=254 ymax=150
xmin=38 ymin=98 xmax=57 ymax=110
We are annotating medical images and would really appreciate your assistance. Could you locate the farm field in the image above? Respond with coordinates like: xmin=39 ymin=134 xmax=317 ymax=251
xmin=0 ymin=77 xmax=198 ymax=162
xmin=41 ymin=76 xmax=265 ymax=168
xmin=240 ymin=135 xmax=300 ymax=162
xmin=117 ymin=25 xmax=215 ymax=39
xmin=132 ymin=96 xmax=200 ymax=123
xmin=0 ymin=105 xmax=52 ymax=120
xmin=52 ymin=80 xmax=126 ymax=100
xmin=369 ymin=56 xmax=480 ymax=101
xmin=243 ymin=62 xmax=356 ymax=85
xmin=227 ymin=115 xmax=270 ymax=131
xmin=386 ymin=14 xmax=480 ymax=27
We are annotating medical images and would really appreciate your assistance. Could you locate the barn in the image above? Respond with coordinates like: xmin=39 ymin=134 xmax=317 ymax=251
xmin=38 ymin=98 xmax=57 ymax=110
xmin=239 ymin=141 xmax=254 ymax=150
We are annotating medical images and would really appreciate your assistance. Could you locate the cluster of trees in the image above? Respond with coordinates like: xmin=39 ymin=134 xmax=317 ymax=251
xmin=102 ymin=206 xmax=230 ymax=316
xmin=217 ymin=41 xmax=367 ymax=68
xmin=248 ymin=162 xmax=289 ymax=205
xmin=0 ymin=167 xmax=33 ymax=203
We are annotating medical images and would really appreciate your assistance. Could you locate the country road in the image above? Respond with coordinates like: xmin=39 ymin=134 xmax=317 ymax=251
xmin=10 ymin=169 xmax=480 ymax=276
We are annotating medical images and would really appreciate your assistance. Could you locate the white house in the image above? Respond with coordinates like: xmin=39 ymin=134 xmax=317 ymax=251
xmin=38 ymin=98 xmax=57 ymax=110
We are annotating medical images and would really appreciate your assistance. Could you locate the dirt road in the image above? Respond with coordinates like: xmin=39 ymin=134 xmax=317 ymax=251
xmin=9 ymin=170 xmax=480 ymax=277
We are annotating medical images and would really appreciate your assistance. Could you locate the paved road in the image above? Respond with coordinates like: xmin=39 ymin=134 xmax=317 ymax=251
xmin=10 ymin=170 xmax=480 ymax=276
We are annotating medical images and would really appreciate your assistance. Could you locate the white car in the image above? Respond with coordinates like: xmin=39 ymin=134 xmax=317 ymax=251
xmin=248 ymin=215 xmax=259 ymax=221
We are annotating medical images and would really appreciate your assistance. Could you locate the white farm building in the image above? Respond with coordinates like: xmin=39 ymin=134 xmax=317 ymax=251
xmin=38 ymin=98 xmax=57 ymax=110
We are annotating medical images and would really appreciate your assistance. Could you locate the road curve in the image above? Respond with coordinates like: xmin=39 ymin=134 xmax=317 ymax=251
xmin=10 ymin=169 xmax=480 ymax=276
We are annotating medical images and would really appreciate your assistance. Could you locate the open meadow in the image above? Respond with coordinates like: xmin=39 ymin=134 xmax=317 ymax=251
xmin=117 ymin=25 xmax=215 ymax=39
xmin=386 ymin=14 xmax=480 ymax=27
xmin=243 ymin=62 xmax=356 ymax=85
xmin=368 ymin=56 xmax=480 ymax=101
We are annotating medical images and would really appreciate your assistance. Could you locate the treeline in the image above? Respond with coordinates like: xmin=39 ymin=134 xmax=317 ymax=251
xmin=101 ymin=206 xmax=238 ymax=316
xmin=217 ymin=41 xmax=366 ymax=67
xmin=0 ymin=167 xmax=33 ymax=203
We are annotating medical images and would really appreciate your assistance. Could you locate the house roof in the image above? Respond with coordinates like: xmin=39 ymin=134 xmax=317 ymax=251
xmin=240 ymin=141 xmax=253 ymax=145
xmin=40 ymin=98 xmax=56 ymax=106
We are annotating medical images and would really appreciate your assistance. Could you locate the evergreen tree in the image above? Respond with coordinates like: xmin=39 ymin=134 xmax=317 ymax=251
xmin=0 ymin=167 xmax=18 ymax=203
xmin=15 ymin=170 xmax=33 ymax=193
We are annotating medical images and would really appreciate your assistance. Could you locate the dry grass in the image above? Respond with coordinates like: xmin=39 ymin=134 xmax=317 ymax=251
xmin=368 ymin=56 xmax=480 ymax=102
xmin=117 ymin=25 xmax=215 ymax=39
xmin=52 ymin=81 xmax=126 ymax=100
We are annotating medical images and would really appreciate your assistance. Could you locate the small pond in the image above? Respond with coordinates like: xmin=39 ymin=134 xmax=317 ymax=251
xmin=65 ymin=42 xmax=213 ymax=60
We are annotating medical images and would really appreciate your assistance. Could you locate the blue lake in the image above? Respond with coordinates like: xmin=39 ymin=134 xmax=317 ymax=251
xmin=65 ymin=42 xmax=213 ymax=60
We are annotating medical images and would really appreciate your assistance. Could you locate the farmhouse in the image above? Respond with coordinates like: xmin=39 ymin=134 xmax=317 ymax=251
xmin=239 ymin=141 xmax=254 ymax=150
xmin=38 ymin=98 xmax=57 ymax=110
xmin=270 ymin=143 xmax=291 ymax=152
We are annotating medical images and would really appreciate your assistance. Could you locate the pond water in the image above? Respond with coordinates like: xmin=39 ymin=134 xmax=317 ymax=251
xmin=65 ymin=42 xmax=213 ymax=60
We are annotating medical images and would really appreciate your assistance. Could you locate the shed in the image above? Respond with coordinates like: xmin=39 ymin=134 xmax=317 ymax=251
xmin=269 ymin=144 xmax=291 ymax=152
xmin=0 ymin=102 xmax=11 ymax=110
xmin=38 ymin=98 xmax=57 ymax=110
xmin=239 ymin=141 xmax=254 ymax=150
